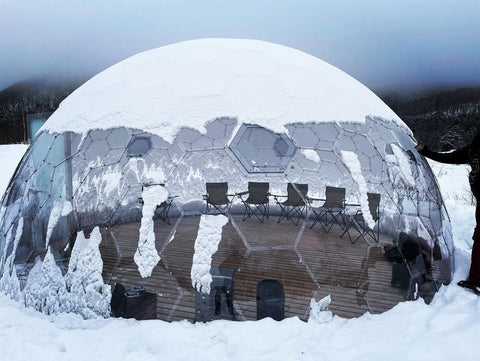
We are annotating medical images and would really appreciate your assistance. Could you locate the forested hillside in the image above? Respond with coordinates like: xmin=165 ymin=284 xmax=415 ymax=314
xmin=0 ymin=79 xmax=82 ymax=144
xmin=1 ymin=79 xmax=480 ymax=149
xmin=382 ymin=87 xmax=480 ymax=151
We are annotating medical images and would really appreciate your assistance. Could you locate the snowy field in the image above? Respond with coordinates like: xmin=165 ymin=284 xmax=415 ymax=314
xmin=0 ymin=144 xmax=479 ymax=361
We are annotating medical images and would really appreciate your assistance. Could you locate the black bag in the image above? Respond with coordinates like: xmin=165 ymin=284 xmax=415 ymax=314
xmin=111 ymin=283 xmax=126 ymax=317
xmin=256 ymin=279 xmax=285 ymax=321
xmin=110 ymin=283 xmax=157 ymax=320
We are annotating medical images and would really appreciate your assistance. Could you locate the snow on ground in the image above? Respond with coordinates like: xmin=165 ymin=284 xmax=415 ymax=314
xmin=1 ymin=146 xmax=479 ymax=361
xmin=0 ymin=144 xmax=27 ymax=195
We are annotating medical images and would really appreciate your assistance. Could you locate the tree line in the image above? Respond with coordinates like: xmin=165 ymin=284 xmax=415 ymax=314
xmin=1 ymin=79 xmax=480 ymax=149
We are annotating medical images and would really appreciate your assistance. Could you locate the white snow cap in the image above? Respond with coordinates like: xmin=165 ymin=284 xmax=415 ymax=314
xmin=43 ymin=38 xmax=403 ymax=142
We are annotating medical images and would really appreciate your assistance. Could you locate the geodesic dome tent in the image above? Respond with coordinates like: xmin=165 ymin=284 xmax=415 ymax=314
xmin=0 ymin=39 xmax=453 ymax=320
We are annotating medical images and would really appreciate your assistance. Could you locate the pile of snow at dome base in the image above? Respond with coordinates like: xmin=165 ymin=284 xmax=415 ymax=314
xmin=0 ymin=39 xmax=455 ymax=323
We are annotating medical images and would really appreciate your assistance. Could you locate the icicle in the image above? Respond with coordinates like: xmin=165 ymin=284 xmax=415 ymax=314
xmin=341 ymin=150 xmax=375 ymax=229
xmin=134 ymin=184 xmax=168 ymax=277
xmin=46 ymin=200 xmax=72 ymax=248
xmin=191 ymin=214 xmax=228 ymax=294
xmin=391 ymin=144 xmax=416 ymax=186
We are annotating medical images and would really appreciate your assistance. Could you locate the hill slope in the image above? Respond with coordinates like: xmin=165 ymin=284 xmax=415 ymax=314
xmin=382 ymin=86 xmax=480 ymax=151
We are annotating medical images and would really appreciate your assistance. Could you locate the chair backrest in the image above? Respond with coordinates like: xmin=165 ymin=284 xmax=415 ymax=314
xmin=367 ymin=192 xmax=381 ymax=221
xmin=324 ymin=186 xmax=346 ymax=208
xmin=206 ymin=182 xmax=229 ymax=205
xmin=247 ymin=182 xmax=269 ymax=203
xmin=287 ymin=183 xmax=308 ymax=206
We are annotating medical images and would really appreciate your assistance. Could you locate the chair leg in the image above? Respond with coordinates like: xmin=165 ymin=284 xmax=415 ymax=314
xmin=206 ymin=202 xmax=231 ymax=218
xmin=277 ymin=205 xmax=288 ymax=223
xmin=309 ymin=209 xmax=323 ymax=229
xmin=243 ymin=203 xmax=268 ymax=223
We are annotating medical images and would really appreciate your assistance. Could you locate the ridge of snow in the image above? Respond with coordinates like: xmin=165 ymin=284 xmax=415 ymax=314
xmin=46 ymin=200 xmax=72 ymax=248
xmin=23 ymin=251 xmax=67 ymax=315
xmin=42 ymin=39 xmax=405 ymax=142
xmin=191 ymin=214 xmax=229 ymax=294
xmin=134 ymin=184 xmax=168 ymax=277
xmin=391 ymin=143 xmax=416 ymax=186
xmin=64 ymin=227 xmax=111 ymax=318
xmin=0 ymin=217 xmax=23 ymax=301
xmin=341 ymin=150 xmax=375 ymax=229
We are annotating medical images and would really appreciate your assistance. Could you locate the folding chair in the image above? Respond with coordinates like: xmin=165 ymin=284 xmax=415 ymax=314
xmin=203 ymin=182 xmax=233 ymax=216
xmin=236 ymin=182 xmax=270 ymax=222
xmin=139 ymin=183 xmax=177 ymax=224
xmin=341 ymin=192 xmax=380 ymax=244
xmin=310 ymin=186 xmax=346 ymax=232
xmin=274 ymin=183 xmax=308 ymax=226
xmin=154 ymin=195 xmax=178 ymax=224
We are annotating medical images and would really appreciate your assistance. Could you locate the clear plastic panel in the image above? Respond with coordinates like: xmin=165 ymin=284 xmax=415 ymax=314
xmin=0 ymin=121 xmax=455 ymax=320
xmin=85 ymin=139 xmax=110 ymax=165
xmin=285 ymin=124 xmax=319 ymax=148
xmin=230 ymin=125 xmax=296 ymax=173
xmin=127 ymin=136 xmax=152 ymax=157
xmin=107 ymin=128 xmax=132 ymax=148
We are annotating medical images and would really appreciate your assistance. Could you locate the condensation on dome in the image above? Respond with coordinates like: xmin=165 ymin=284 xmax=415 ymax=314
xmin=0 ymin=39 xmax=453 ymax=321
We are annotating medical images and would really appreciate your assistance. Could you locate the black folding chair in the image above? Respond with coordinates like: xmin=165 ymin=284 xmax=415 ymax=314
xmin=341 ymin=192 xmax=380 ymax=244
xmin=274 ymin=183 xmax=308 ymax=226
xmin=310 ymin=186 xmax=346 ymax=232
xmin=203 ymin=182 xmax=233 ymax=216
xmin=139 ymin=183 xmax=177 ymax=224
xmin=236 ymin=182 xmax=270 ymax=222
xmin=154 ymin=196 xmax=178 ymax=224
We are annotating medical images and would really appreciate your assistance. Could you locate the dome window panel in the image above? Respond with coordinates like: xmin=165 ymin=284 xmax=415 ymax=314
xmin=107 ymin=128 xmax=132 ymax=148
xmin=127 ymin=136 xmax=152 ymax=157
xmin=230 ymin=124 xmax=296 ymax=173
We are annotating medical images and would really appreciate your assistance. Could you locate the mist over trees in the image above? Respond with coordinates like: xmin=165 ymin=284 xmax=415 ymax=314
xmin=0 ymin=79 xmax=82 ymax=144
xmin=1 ymin=78 xmax=480 ymax=149
xmin=382 ymin=86 xmax=480 ymax=151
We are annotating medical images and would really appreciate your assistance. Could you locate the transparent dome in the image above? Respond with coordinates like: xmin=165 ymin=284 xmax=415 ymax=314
xmin=0 ymin=39 xmax=453 ymax=321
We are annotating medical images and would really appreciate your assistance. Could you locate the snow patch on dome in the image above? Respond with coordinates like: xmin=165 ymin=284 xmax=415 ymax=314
xmin=46 ymin=200 xmax=72 ymax=248
xmin=134 ymin=184 xmax=168 ymax=277
xmin=301 ymin=149 xmax=321 ymax=163
xmin=391 ymin=144 xmax=416 ymax=186
xmin=341 ymin=151 xmax=375 ymax=229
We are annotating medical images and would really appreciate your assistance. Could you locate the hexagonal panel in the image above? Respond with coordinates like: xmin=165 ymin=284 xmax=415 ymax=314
xmin=127 ymin=136 xmax=152 ymax=157
xmin=107 ymin=128 xmax=132 ymax=148
xmin=230 ymin=124 xmax=296 ymax=173
xmin=312 ymin=123 xmax=342 ymax=150
xmin=84 ymin=139 xmax=110 ymax=166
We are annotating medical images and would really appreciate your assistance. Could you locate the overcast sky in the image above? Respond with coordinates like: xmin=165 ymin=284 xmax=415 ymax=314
xmin=1 ymin=0 xmax=480 ymax=92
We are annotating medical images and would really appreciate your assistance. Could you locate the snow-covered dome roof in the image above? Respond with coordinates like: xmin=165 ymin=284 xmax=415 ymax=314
xmin=44 ymin=38 xmax=404 ymax=142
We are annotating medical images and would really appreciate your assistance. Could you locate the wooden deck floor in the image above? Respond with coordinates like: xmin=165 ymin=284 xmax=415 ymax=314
xmin=99 ymin=214 xmax=409 ymax=322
